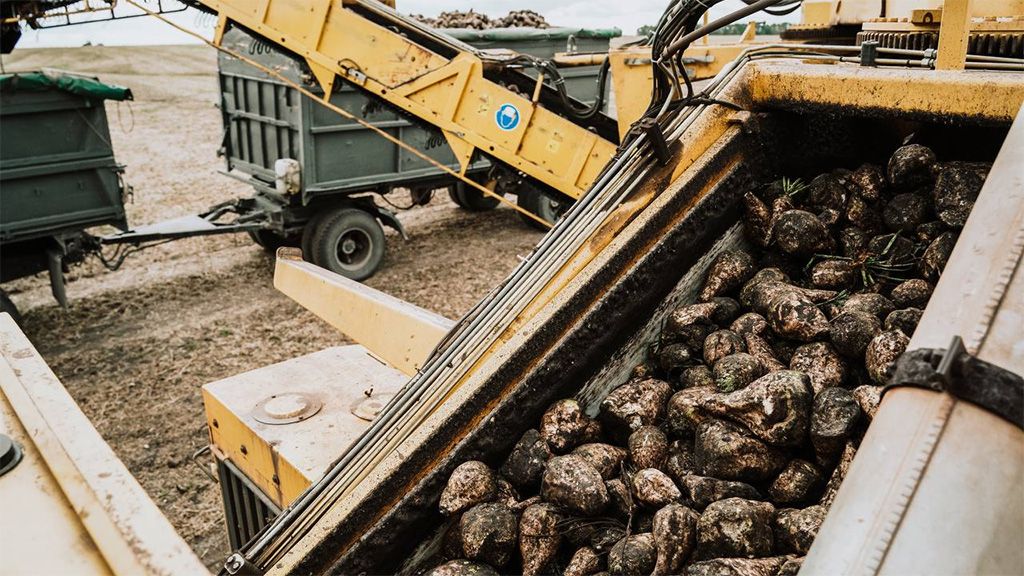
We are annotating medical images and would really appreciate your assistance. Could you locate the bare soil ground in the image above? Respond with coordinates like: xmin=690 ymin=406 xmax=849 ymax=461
xmin=3 ymin=45 xmax=543 ymax=568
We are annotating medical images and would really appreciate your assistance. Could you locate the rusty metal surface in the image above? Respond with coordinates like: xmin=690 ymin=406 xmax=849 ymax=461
xmin=748 ymin=62 xmax=1024 ymax=124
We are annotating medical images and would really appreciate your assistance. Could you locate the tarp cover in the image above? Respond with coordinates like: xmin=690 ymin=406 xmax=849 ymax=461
xmin=446 ymin=26 xmax=622 ymax=42
xmin=0 ymin=70 xmax=133 ymax=101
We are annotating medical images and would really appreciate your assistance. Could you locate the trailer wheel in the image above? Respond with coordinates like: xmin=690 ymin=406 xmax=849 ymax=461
xmin=309 ymin=208 xmax=386 ymax=281
xmin=517 ymin=187 xmax=570 ymax=231
xmin=448 ymin=177 xmax=501 ymax=212
xmin=301 ymin=211 xmax=328 ymax=261
xmin=248 ymin=229 xmax=299 ymax=252
xmin=0 ymin=291 xmax=22 ymax=326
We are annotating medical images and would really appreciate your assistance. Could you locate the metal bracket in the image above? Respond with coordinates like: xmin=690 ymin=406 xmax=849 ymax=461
xmin=886 ymin=336 xmax=1024 ymax=429
xmin=223 ymin=553 xmax=262 ymax=576
xmin=349 ymin=197 xmax=408 ymax=240
xmin=639 ymin=117 xmax=671 ymax=166
xmin=860 ymin=40 xmax=879 ymax=67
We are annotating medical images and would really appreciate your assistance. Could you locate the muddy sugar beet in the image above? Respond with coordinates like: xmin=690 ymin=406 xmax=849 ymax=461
xmin=425 ymin=143 xmax=984 ymax=576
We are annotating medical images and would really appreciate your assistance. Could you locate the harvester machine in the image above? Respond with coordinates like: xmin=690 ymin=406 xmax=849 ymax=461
xmin=1 ymin=0 xmax=1023 ymax=574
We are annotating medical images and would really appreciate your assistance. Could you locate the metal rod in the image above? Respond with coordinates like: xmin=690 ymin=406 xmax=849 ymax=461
xmin=664 ymin=0 xmax=784 ymax=57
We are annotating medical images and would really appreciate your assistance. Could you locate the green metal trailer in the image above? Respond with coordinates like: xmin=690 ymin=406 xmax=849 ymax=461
xmin=0 ymin=26 xmax=622 ymax=317
xmin=216 ymin=24 xmax=620 ymax=280
xmin=0 ymin=71 xmax=133 ymax=318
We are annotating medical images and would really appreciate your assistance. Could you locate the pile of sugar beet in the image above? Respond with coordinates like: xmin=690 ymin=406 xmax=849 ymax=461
xmin=423 ymin=143 xmax=988 ymax=576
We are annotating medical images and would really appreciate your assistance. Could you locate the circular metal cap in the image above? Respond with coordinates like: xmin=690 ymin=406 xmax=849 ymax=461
xmin=0 ymin=433 xmax=23 ymax=477
xmin=351 ymin=393 xmax=395 ymax=422
xmin=253 ymin=393 xmax=323 ymax=425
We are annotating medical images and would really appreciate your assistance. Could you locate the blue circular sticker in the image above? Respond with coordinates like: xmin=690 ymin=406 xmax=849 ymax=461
xmin=495 ymin=103 xmax=521 ymax=131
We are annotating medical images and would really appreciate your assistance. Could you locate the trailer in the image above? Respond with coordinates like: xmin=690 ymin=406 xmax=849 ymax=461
xmin=0 ymin=71 xmax=132 ymax=318
xmin=216 ymin=25 xmax=620 ymax=279
xmin=0 ymin=26 xmax=622 ymax=316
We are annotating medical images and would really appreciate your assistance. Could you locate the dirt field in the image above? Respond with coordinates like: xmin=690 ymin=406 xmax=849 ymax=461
xmin=3 ymin=45 xmax=543 ymax=568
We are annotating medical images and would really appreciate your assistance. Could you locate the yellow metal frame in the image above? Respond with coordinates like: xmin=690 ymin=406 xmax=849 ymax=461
xmin=0 ymin=314 xmax=207 ymax=576
xmin=201 ymin=0 xmax=617 ymax=200
xmin=203 ymin=345 xmax=409 ymax=509
xmin=273 ymin=248 xmax=453 ymax=376
xmin=935 ymin=0 xmax=973 ymax=70
xmin=747 ymin=62 xmax=1024 ymax=121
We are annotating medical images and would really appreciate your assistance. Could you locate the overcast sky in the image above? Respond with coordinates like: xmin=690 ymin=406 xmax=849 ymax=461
xmin=14 ymin=0 xmax=791 ymax=48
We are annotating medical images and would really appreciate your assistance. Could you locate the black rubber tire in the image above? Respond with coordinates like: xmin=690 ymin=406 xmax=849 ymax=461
xmin=449 ymin=178 xmax=501 ymax=212
xmin=248 ymin=229 xmax=299 ymax=252
xmin=517 ymin=187 xmax=570 ymax=231
xmin=309 ymin=208 xmax=386 ymax=281
xmin=301 ymin=211 xmax=328 ymax=262
xmin=0 ymin=290 xmax=22 ymax=326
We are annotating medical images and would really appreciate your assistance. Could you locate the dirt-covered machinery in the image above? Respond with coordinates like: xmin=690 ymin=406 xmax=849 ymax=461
xmin=0 ymin=0 xmax=1022 ymax=574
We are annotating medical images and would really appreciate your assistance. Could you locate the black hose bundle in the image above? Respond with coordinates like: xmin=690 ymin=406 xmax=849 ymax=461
xmin=638 ymin=0 xmax=795 ymax=131
xmin=500 ymin=53 xmax=612 ymax=122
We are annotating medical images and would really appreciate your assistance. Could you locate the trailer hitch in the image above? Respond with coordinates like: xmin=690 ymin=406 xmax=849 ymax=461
xmin=99 ymin=198 xmax=267 ymax=246
xmin=88 ymin=198 xmax=270 ymax=271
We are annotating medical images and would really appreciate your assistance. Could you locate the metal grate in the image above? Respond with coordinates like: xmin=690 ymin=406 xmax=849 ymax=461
xmin=216 ymin=458 xmax=281 ymax=551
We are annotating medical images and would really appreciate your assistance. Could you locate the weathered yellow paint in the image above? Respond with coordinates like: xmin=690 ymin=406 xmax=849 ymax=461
xmin=204 ymin=346 xmax=410 ymax=509
xmin=0 ymin=314 xmax=207 ymax=576
xmin=747 ymin=62 xmax=1024 ymax=122
xmin=609 ymin=48 xmax=655 ymax=139
xmin=273 ymin=249 xmax=454 ymax=376
xmin=935 ymin=0 xmax=974 ymax=71
xmin=799 ymin=1 xmax=835 ymax=26
xmin=201 ymin=0 xmax=616 ymax=199
xmin=443 ymin=130 xmax=476 ymax=175
xmin=204 ymin=390 xmax=302 ymax=507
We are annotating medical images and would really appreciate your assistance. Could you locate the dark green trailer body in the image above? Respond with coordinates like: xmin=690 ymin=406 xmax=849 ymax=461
xmin=218 ymin=25 xmax=618 ymax=201
xmin=214 ymin=24 xmax=619 ymax=280
xmin=0 ymin=71 xmax=132 ymax=313
xmin=216 ymin=25 xmax=619 ymax=231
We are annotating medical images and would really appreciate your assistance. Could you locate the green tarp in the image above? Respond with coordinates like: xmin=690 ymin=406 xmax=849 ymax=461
xmin=0 ymin=70 xmax=133 ymax=101
xmin=446 ymin=26 xmax=622 ymax=42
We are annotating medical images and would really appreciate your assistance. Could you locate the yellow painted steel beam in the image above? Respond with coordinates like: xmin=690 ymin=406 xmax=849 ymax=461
xmin=200 ymin=0 xmax=617 ymax=199
xmin=553 ymin=53 xmax=608 ymax=66
xmin=748 ymin=62 xmax=1024 ymax=123
xmin=273 ymin=249 xmax=454 ymax=376
xmin=935 ymin=0 xmax=974 ymax=70
xmin=0 ymin=314 xmax=207 ymax=576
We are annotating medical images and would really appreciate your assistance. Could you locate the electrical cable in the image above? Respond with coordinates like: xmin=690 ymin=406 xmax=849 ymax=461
xmin=664 ymin=0 xmax=785 ymax=58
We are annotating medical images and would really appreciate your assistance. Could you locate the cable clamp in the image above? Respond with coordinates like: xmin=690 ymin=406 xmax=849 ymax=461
xmin=638 ymin=117 xmax=671 ymax=165
xmin=885 ymin=335 xmax=1024 ymax=429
